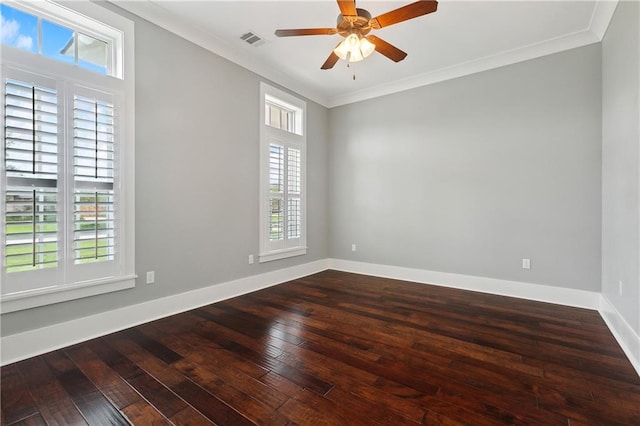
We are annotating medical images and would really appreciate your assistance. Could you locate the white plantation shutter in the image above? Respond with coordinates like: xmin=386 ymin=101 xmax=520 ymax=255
xmin=287 ymin=148 xmax=301 ymax=240
xmin=266 ymin=142 xmax=302 ymax=249
xmin=4 ymin=78 xmax=59 ymax=273
xmin=4 ymin=81 xmax=58 ymax=179
xmin=5 ymin=188 xmax=58 ymax=272
xmin=269 ymin=143 xmax=284 ymax=241
xmin=73 ymin=95 xmax=115 ymax=264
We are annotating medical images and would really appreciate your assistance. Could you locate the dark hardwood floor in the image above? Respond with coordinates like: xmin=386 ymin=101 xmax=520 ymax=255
xmin=2 ymin=270 xmax=639 ymax=425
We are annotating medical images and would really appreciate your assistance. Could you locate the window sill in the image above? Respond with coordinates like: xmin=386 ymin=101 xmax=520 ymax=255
xmin=1 ymin=275 xmax=137 ymax=314
xmin=259 ymin=247 xmax=307 ymax=263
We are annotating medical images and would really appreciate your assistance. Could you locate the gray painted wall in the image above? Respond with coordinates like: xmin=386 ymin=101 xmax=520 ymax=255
xmin=329 ymin=45 xmax=602 ymax=291
xmin=602 ymin=0 xmax=640 ymax=334
xmin=0 ymin=5 xmax=330 ymax=336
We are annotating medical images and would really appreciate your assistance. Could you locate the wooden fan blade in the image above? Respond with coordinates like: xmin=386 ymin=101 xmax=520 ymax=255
xmin=366 ymin=35 xmax=407 ymax=62
xmin=337 ymin=0 xmax=357 ymax=17
xmin=275 ymin=28 xmax=337 ymax=37
xmin=370 ymin=0 xmax=438 ymax=29
xmin=321 ymin=49 xmax=340 ymax=70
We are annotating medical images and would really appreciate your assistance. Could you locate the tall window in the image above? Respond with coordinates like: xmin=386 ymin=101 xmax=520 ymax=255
xmin=260 ymin=83 xmax=306 ymax=262
xmin=1 ymin=1 xmax=135 ymax=313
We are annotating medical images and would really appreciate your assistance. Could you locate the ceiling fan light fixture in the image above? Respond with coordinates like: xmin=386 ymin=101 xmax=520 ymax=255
xmin=333 ymin=33 xmax=375 ymax=63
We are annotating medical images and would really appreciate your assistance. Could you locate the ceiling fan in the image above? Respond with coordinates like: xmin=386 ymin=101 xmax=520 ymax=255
xmin=274 ymin=0 xmax=438 ymax=70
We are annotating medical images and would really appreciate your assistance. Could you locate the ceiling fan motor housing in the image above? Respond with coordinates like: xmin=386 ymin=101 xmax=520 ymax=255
xmin=337 ymin=8 xmax=372 ymax=37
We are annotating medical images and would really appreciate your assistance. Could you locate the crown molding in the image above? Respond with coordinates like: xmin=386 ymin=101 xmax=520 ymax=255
xmin=589 ymin=0 xmax=619 ymax=40
xmin=110 ymin=0 xmax=617 ymax=109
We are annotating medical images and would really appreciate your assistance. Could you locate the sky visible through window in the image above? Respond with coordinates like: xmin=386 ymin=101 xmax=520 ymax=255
xmin=1 ymin=4 xmax=37 ymax=53
xmin=1 ymin=3 xmax=107 ymax=74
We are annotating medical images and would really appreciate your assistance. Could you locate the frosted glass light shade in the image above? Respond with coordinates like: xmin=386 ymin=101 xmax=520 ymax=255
xmin=333 ymin=38 xmax=350 ymax=60
xmin=360 ymin=37 xmax=375 ymax=58
xmin=349 ymin=45 xmax=364 ymax=62
xmin=333 ymin=33 xmax=375 ymax=63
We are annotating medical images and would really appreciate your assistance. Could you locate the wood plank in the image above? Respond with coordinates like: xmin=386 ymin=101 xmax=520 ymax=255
xmin=174 ymin=359 xmax=291 ymax=425
xmin=121 ymin=400 xmax=172 ymax=425
xmin=173 ymin=357 xmax=290 ymax=410
xmin=278 ymin=390 xmax=370 ymax=426
xmin=119 ymin=328 xmax=183 ymax=364
xmin=538 ymin=386 xmax=640 ymax=425
xmin=434 ymin=384 xmax=566 ymax=425
xmin=258 ymin=371 xmax=306 ymax=399
xmin=107 ymin=335 xmax=187 ymax=388
xmin=127 ymin=372 xmax=188 ymax=418
xmin=9 ymin=412 xmax=47 ymax=426
xmin=86 ymin=339 xmax=143 ymax=380
xmin=325 ymin=385 xmax=420 ymax=425
xmin=170 ymin=380 xmax=254 ymax=426
xmin=0 ymin=364 xmax=38 ymax=424
xmin=87 ymin=338 xmax=188 ymax=418
xmin=16 ymin=356 xmax=88 ymax=426
xmin=170 ymin=406 xmax=216 ymax=425
xmin=195 ymin=316 xmax=379 ymax=388
xmin=1 ymin=364 xmax=40 ymax=424
xmin=218 ymin=339 xmax=333 ymax=395
xmin=64 ymin=345 xmax=143 ymax=410
xmin=42 ymin=351 xmax=129 ymax=426
xmin=146 ymin=326 xmax=271 ymax=379
xmin=191 ymin=321 xmax=334 ymax=395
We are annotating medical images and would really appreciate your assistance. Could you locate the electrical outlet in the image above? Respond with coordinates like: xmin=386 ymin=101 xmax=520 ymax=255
xmin=146 ymin=271 xmax=155 ymax=284
xmin=248 ymin=254 xmax=254 ymax=264
xmin=619 ymin=280 xmax=623 ymax=296
xmin=352 ymin=244 xmax=357 ymax=252
xmin=522 ymin=258 xmax=531 ymax=270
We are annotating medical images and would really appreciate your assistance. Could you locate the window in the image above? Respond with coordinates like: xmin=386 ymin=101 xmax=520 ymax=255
xmin=1 ymin=0 xmax=135 ymax=313
xmin=0 ymin=2 xmax=122 ymax=76
xmin=259 ymin=83 xmax=306 ymax=262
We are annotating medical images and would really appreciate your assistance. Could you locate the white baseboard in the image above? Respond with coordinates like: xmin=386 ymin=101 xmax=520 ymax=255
xmin=599 ymin=295 xmax=640 ymax=376
xmin=0 ymin=259 xmax=329 ymax=366
xmin=328 ymin=259 xmax=600 ymax=309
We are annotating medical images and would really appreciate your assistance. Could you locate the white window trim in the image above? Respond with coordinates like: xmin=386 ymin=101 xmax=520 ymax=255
xmin=0 ymin=0 xmax=135 ymax=313
xmin=259 ymin=82 xmax=307 ymax=263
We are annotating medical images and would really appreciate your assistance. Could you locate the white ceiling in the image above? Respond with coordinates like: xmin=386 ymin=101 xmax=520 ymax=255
xmin=114 ymin=0 xmax=617 ymax=107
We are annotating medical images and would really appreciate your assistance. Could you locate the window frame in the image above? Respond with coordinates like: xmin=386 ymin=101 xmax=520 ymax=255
xmin=0 ymin=0 xmax=135 ymax=313
xmin=259 ymin=82 xmax=307 ymax=263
